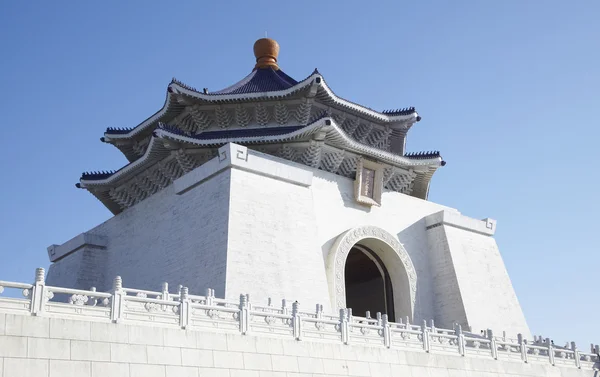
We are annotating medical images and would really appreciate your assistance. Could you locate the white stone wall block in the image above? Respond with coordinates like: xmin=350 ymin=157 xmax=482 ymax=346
xmin=49 ymin=318 xmax=90 ymax=341
xmin=333 ymin=344 xmax=358 ymax=361
xmin=390 ymin=363 xmax=413 ymax=376
xmin=446 ymin=369 xmax=468 ymax=377
xmin=297 ymin=356 xmax=324 ymax=374
xmin=49 ymin=360 xmax=91 ymax=377
xmin=70 ymin=340 xmax=111 ymax=362
xmin=242 ymin=352 xmax=272 ymax=371
xmin=0 ymin=314 xmax=5 ymax=336
xmin=181 ymin=348 xmax=214 ymax=367
xmin=27 ymin=337 xmax=70 ymax=360
xmin=368 ymin=362 xmax=392 ymax=377
xmin=147 ymin=346 xmax=182 ymax=366
xmin=90 ymin=322 xmax=129 ymax=343
xmin=130 ymin=364 xmax=166 ymax=377
xmin=164 ymin=328 xmax=197 ymax=348
xmin=5 ymin=314 xmax=49 ymax=338
xmin=197 ymin=332 xmax=228 ymax=351
xmin=0 ymin=336 xmax=27 ymax=357
xmin=307 ymin=343 xmax=336 ymax=360
xmin=377 ymin=348 xmax=401 ymax=364
xmin=198 ymin=367 xmax=231 ymax=377
xmin=3 ymin=358 xmax=48 ymax=377
xmin=165 ymin=365 xmax=199 ymax=377
xmin=256 ymin=372 xmax=286 ymax=377
xmin=282 ymin=341 xmax=311 ymax=357
xmin=254 ymin=337 xmax=284 ymax=355
xmin=91 ymin=361 xmax=129 ymax=377
xmin=129 ymin=325 xmax=164 ymax=346
xmin=110 ymin=343 xmax=147 ymax=363
xmin=227 ymin=333 xmax=257 ymax=352
xmin=346 ymin=360 xmax=370 ymax=376
xmin=214 ymin=350 xmax=244 ymax=369
xmin=0 ymin=357 xmax=3 ymax=377
xmin=229 ymin=370 xmax=260 ymax=377
xmin=271 ymin=355 xmax=299 ymax=372
xmin=322 ymin=358 xmax=349 ymax=375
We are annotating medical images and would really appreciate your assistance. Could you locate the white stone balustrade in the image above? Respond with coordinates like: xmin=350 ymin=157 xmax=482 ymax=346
xmin=0 ymin=268 xmax=598 ymax=372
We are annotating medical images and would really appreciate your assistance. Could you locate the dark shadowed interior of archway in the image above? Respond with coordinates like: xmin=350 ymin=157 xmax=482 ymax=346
xmin=344 ymin=246 xmax=395 ymax=321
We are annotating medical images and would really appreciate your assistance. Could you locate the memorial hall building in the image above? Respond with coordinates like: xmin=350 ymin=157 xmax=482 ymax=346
xmin=46 ymin=38 xmax=531 ymax=339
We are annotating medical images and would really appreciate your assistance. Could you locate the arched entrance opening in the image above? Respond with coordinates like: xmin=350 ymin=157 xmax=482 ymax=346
xmin=327 ymin=226 xmax=418 ymax=323
xmin=344 ymin=245 xmax=395 ymax=321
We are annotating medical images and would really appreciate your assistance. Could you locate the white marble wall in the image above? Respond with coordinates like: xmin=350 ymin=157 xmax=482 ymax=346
xmin=45 ymin=143 xmax=531 ymax=338
xmin=0 ymin=313 xmax=592 ymax=377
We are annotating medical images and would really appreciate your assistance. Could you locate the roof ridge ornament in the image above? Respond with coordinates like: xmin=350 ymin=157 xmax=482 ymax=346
xmin=254 ymin=38 xmax=280 ymax=70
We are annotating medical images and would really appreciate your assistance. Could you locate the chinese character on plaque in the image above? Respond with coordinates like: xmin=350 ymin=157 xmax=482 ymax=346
xmin=354 ymin=159 xmax=383 ymax=206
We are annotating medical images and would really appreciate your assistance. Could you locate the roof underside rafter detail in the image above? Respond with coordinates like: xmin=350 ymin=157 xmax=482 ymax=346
xmin=80 ymin=117 xmax=442 ymax=214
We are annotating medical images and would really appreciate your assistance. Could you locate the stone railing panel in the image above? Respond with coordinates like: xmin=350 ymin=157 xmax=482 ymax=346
xmin=0 ymin=268 xmax=598 ymax=372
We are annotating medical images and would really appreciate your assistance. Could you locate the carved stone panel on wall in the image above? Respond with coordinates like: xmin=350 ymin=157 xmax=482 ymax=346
xmin=354 ymin=158 xmax=383 ymax=207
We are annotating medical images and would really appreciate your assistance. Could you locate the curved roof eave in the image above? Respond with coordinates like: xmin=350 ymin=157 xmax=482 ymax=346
xmin=103 ymin=73 xmax=419 ymax=142
xmin=84 ymin=118 xmax=441 ymax=187
xmin=79 ymin=137 xmax=170 ymax=188
xmin=156 ymin=118 xmax=439 ymax=169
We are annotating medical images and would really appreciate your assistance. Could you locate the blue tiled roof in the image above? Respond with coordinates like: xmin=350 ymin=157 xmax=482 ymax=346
xmin=209 ymin=67 xmax=298 ymax=95
xmin=382 ymin=107 xmax=417 ymax=116
xmin=105 ymin=127 xmax=134 ymax=135
xmin=159 ymin=123 xmax=305 ymax=140
xmin=81 ymin=171 xmax=116 ymax=180
xmin=404 ymin=151 xmax=441 ymax=159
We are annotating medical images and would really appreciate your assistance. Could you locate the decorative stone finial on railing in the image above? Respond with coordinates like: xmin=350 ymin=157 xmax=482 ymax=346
xmin=179 ymin=286 xmax=190 ymax=329
xmin=35 ymin=267 xmax=45 ymax=283
xmin=30 ymin=267 xmax=47 ymax=316
xmin=381 ymin=314 xmax=391 ymax=348
xmin=239 ymin=294 xmax=250 ymax=335
xmin=113 ymin=276 xmax=122 ymax=291
xmin=180 ymin=286 xmax=189 ymax=300
xmin=292 ymin=301 xmax=301 ymax=340
xmin=455 ymin=324 xmax=466 ymax=356
xmin=161 ymin=282 xmax=170 ymax=301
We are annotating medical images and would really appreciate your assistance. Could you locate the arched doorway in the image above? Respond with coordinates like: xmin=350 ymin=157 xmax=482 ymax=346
xmin=327 ymin=226 xmax=418 ymax=322
xmin=344 ymin=245 xmax=395 ymax=321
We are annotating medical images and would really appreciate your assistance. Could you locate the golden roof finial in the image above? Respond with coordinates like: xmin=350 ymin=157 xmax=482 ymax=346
xmin=254 ymin=38 xmax=280 ymax=70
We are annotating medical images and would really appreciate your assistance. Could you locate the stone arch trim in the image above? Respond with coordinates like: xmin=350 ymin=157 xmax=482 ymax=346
xmin=327 ymin=226 xmax=417 ymax=313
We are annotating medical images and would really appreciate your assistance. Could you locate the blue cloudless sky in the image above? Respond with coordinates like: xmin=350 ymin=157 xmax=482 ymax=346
xmin=0 ymin=1 xmax=598 ymax=348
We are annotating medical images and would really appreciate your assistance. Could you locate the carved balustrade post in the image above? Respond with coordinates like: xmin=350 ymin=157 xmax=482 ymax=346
xmin=161 ymin=282 xmax=170 ymax=301
xmin=421 ymin=320 xmax=430 ymax=353
xmin=111 ymin=276 xmax=125 ymax=323
xmin=487 ymin=329 xmax=498 ymax=360
xmin=455 ymin=324 xmax=465 ymax=356
xmin=292 ymin=301 xmax=302 ymax=341
xmin=340 ymin=309 xmax=349 ymax=345
xmin=281 ymin=299 xmax=289 ymax=315
xmin=572 ymin=342 xmax=581 ymax=369
xmin=517 ymin=334 xmax=528 ymax=363
xmin=179 ymin=286 xmax=190 ymax=329
xmin=30 ymin=268 xmax=47 ymax=316
xmin=239 ymin=294 xmax=249 ymax=335
xmin=382 ymin=314 xmax=391 ymax=348
xmin=547 ymin=338 xmax=555 ymax=366
xmin=208 ymin=288 xmax=217 ymax=306
xmin=316 ymin=304 xmax=323 ymax=319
